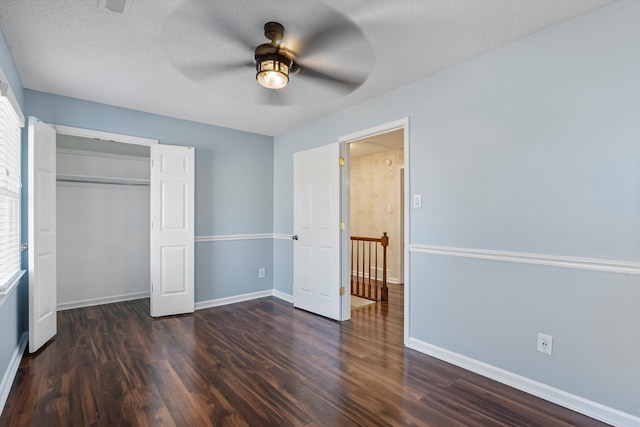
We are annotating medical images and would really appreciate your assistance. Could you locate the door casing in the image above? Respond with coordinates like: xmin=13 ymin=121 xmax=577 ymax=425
xmin=338 ymin=118 xmax=410 ymax=342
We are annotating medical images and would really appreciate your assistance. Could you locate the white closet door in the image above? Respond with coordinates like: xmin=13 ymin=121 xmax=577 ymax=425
xmin=150 ymin=144 xmax=195 ymax=317
xmin=28 ymin=117 xmax=57 ymax=353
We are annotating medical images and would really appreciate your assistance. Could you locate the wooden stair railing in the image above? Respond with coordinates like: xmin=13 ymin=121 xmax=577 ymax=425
xmin=350 ymin=232 xmax=389 ymax=302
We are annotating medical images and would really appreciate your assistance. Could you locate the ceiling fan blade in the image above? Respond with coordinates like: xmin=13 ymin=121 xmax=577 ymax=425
xmin=295 ymin=64 xmax=367 ymax=93
xmin=294 ymin=16 xmax=364 ymax=59
xmin=258 ymin=88 xmax=292 ymax=106
xmin=177 ymin=60 xmax=254 ymax=82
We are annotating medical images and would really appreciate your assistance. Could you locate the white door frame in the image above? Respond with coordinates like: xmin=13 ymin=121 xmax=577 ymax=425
xmin=398 ymin=166 xmax=405 ymax=285
xmin=51 ymin=124 xmax=159 ymax=147
xmin=338 ymin=118 xmax=410 ymax=344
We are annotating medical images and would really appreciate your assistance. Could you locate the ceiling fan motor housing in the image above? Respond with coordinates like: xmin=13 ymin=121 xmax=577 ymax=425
xmin=255 ymin=49 xmax=293 ymax=89
xmin=255 ymin=22 xmax=294 ymax=89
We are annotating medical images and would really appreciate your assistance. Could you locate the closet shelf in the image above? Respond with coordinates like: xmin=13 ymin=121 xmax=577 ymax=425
xmin=56 ymin=173 xmax=150 ymax=186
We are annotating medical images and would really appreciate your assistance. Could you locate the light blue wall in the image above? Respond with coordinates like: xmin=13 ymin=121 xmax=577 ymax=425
xmin=196 ymin=239 xmax=273 ymax=301
xmin=0 ymin=276 xmax=27 ymax=378
xmin=24 ymin=90 xmax=275 ymax=303
xmin=274 ymin=0 xmax=639 ymax=418
xmin=2 ymin=0 xmax=639 ymax=420
xmin=0 ymin=26 xmax=26 ymax=413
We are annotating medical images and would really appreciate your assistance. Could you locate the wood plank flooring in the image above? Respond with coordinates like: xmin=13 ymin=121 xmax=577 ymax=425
xmin=1 ymin=284 xmax=608 ymax=426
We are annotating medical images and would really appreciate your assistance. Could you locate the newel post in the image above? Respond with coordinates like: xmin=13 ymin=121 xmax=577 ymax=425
xmin=380 ymin=232 xmax=389 ymax=302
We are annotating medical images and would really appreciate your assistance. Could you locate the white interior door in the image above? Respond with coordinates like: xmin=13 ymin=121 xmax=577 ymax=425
xmin=150 ymin=144 xmax=195 ymax=317
xmin=293 ymin=143 xmax=342 ymax=320
xmin=28 ymin=117 xmax=57 ymax=353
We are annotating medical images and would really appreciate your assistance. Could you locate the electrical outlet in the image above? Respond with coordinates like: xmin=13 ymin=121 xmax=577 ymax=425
xmin=537 ymin=333 xmax=553 ymax=355
xmin=258 ymin=268 xmax=266 ymax=279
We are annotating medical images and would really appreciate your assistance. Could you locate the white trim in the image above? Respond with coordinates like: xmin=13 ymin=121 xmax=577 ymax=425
xmin=407 ymin=337 xmax=639 ymax=427
xmin=52 ymin=124 xmax=159 ymax=146
xmin=273 ymin=233 xmax=292 ymax=240
xmin=0 ymin=270 xmax=25 ymax=299
xmin=0 ymin=72 xmax=25 ymax=126
xmin=56 ymin=147 xmax=150 ymax=162
xmin=402 ymin=120 xmax=410 ymax=345
xmin=340 ymin=141 xmax=351 ymax=321
xmin=191 ymin=233 xmax=297 ymax=242
xmin=195 ymin=289 xmax=273 ymax=310
xmin=338 ymin=118 xmax=408 ymax=143
xmin=409 ymin=244 xmax=640 ymax=275
xmin=338 ymin=117 xmax=410 ymax=327
xmin=273 ymin=289 xmax=293 ymax=303
xmin=0 ymin=332 xmax=28 ymax=417
xmin=195 ymin=233 xmax=274 ymax=242
xmin=57 ymin=291 xmax=149 ymax=311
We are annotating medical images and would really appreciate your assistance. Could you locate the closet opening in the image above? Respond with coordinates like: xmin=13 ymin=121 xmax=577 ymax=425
xmin=55 ymin=132 xmax=152 ymax=310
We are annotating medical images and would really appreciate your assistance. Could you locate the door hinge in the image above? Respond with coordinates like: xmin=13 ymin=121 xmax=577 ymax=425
xmin=339 ymin=287 xmax=345 ymax=296
xmin=338 ymin=157 xmax=345 ymax=166
xmin=339 ymin=221 xmax=345 ymax=230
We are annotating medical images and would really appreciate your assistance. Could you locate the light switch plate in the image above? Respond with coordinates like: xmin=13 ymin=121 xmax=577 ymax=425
xmin=413 ymin=194 xmax=422 ymax=208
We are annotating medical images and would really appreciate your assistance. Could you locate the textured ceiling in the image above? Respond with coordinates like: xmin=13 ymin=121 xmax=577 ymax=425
xmin=0 ymin=0 xmax=613 ymax=136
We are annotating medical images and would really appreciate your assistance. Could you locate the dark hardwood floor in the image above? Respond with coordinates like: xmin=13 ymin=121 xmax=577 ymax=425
xmin=2 ymin=284 xmax=608 ymax=426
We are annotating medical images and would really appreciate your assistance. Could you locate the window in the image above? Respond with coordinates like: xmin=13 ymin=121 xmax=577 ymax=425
xmin=0 ymin=82 xmax=24 ymax=290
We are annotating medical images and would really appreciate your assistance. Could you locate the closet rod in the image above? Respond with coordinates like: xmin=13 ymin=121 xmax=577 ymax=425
xmin=56 ymin=177 xmax=150 ymax=186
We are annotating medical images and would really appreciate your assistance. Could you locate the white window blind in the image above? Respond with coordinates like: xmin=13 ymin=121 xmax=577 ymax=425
xmin=0 ymin=83 xmax=23 ymax=288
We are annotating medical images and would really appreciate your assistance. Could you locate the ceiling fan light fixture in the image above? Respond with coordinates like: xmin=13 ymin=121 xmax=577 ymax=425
xmin=256 ymin=55 xmax=291 ymax=90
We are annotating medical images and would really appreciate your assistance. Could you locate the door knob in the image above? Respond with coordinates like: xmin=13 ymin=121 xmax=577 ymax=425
xmin=292 ymin=235 xmax=299 ymax=240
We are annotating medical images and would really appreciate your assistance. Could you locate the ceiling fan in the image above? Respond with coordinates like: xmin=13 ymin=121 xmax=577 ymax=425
xmin=253 ymin=21 xmax=363 ymax=92
xmin=255 ymin=22 xmax=296 ymax=90
xmin=162 ymin=1 xmax=373 ymax=105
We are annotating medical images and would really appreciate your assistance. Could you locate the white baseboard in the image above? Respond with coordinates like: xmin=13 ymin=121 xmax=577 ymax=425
xmin=57 ymin=291 xmax=150 ymax=311
xmin=0 ymin=332 xmax=27 ymax=417
xmin=57 ymin=288 xmax=290 ymax=312
xmin=195 ymin=289 xmax=294 ymax=310
xmin=272 ymin=290 xmax=293 ymax=303
xmin=407 ymin=337 xmax=639 ymax=427
xmin=195 ymin=290 xmax=274 ymax=310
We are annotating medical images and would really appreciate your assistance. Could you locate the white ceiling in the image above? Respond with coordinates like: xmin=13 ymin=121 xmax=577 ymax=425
xmin=0 ymin=0 xmax=613 ymax=136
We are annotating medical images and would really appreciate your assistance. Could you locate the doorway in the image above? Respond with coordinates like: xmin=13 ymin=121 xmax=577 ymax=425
xmin=348 ymin=129 xmax=404 ymax=288
xmin=339 ymin=118 xmax=409 ymax=343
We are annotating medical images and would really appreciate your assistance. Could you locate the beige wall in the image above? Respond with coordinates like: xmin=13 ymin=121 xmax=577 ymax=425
xmin=350 ymin=148 xmax=403 ymax=283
